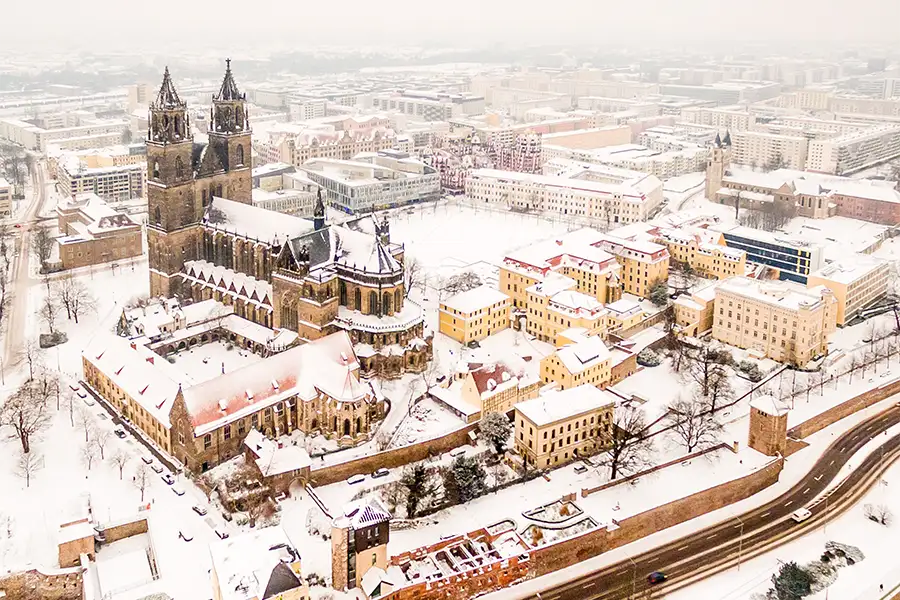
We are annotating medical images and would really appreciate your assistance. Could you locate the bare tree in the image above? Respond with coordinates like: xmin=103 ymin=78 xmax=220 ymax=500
xmin=76 ymin=407 xmax=95 ymax=443
xmin=666 ymin=395 xmax=724 ymax=453
xmin=33 ymin=369 xmax=59 ymax=409
xmin=111 ymin=450 xmax=129 ymax=480
xmin=0 ymin=381 xmax=52 ymax=454
xmin=707 ymin=368 xmax=734 ymax=413
xmin=21 ymin=339 xmax=42 ymax=381
xmin=81 ymin=441 xmax=98 ymax=471
xmin=16 ymin=448 xmax=41 ymax=488
xmin=0 ymin=223 xmax=10 ymax=268
xmin=404 ymin=256 xmax=424 ymax=297
xmin=0 ymin=264 xmax=9 ymax=326
xmin=68 ymin=280 xmax=97 ymax=325
xmin=441 ymin=271 xmax=482 ymax=296
xmin=40 ymin=293 xmax=60 ymax=335
xmin=134 ymin=463 xmax=150 ymax=502
xmin=686 ymin=347 xmax=730 ymax=397
xmin=31 ymin=227 xmax=53 ymax=269
xmin=94 ymin=429 xmax=112 ymax=460
xmin=600 ymin=405 xmax=654 ymax=480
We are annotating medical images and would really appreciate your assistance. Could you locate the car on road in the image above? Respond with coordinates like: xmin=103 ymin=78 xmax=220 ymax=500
xmin=161 ymin=473 xmax=175 ymax=485
xmin=648 ymin=571 xmax=667 ymax=584
xmin=192 ymin=505 xmax=208 ymax=516
xmin=573 ymin=464 xmax=588 ymax=474
xmin=178 ymin=529 xmax=193 ymax=542
xmin=151 ymin=463 xmax=164 ymax=474
xmin=140 ymin=455 xmax=153 ymax=465
xmin=172 ymin=486 xmax=185 ymax=496
xmin=214 ymin=528 xmax=229 ymax=540
xmin=114 ymin=428 xmax=127 ymax=439
xmin=371 ymin=468 xmax=389 ymax=479
xmin=791 ymin=508 xmax=812 ymax=523
xmin=347 ymin=474 xmax=366 ymax=485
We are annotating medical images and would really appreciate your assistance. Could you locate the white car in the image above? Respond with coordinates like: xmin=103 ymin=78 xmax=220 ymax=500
xmin=791 ymin=508 xmax=812 ymax=523
xmin=171 ymin=486 xmax=185 ymax=496
xmin=347 ymin=474 xmax=366 ymax=485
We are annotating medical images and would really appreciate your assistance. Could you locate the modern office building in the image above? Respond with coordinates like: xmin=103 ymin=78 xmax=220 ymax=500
xmin=807 ymin=257 xmax=890 ymax=326
xmin=57 ymin=154 xmax=145 ymax=201
xmin=720 ymin=226 xmax=824 ymax=284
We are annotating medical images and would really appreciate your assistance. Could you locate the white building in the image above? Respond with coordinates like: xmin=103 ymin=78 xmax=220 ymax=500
xmin=298 ymin=150 xmax=440 ymax=214
xmin=679 ymin=106 xmax=757 ymax=132
xmin=57 ymin=155 xmax=145 ymax=201
xmin=731 ymin=130 xmax=809 ymax=170
xmin=543 ymin=143 xmax=709 ymax=179
xmin=370 ymin=91 xmax=484 ymax=121
xmin=0 ymin=117 xmax=128 ymax=152
xmin=466 ymin=161 xmax=663 ymax=225
xmin=807 ymin=125 xmax=900 ymax=175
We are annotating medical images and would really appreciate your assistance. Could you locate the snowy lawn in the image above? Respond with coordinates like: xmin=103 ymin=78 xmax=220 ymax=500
xmin=167 ymin=340 xmax=263 ymax=385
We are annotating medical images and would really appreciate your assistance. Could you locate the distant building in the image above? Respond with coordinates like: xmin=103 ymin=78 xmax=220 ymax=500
xmin=807 ymin=125 xmax=900 ymax=175
xmin=807 ymin=256 xmax=890 ymax=326
xmin=54 ymin=193 xmax=142 ymax=269
xmin=513 ymin=385 xmax=615 ymax=469
xmin=370 ymin=90 xmax=484 ymax=121
xmin=438 ymin=285 xmax=511 ymax=344
xmin=0 ymin=177 xmax=10 ymax=217
xmin=210 ymin=526 xmax=309 ymax=600
xmin=57 ymin=154 xmax=145 ymax=202
xmin=720 ymin=226 xmax=824 ymax=284
xmin=712 ymin=277 xmax=837 ymax=365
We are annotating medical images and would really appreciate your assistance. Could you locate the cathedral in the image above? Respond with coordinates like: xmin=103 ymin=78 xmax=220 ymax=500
xmin=146 ymin=62 xmax=432 ymax=378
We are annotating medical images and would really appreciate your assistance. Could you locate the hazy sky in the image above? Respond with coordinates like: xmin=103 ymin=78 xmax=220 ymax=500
xmin=3 ymin=0 xmax=900 ymax=52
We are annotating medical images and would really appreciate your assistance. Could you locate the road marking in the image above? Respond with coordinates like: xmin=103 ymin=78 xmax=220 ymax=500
xmin=761 ymin=512 xmax=770 ymax=518
xmin=677 ymin=545 xmax=689 ymax=551
xmin=803 ymin=488 xmax=810 ymax=494
xmin=706 ymin=533 xmax=717 ymax=539
xmin=582 ymin=583 xmax=596 ymax=590
xmin=784 ymin=501 xmax=793 ymax=507
xmin=840 ymin=447 xmax=846 ymax=453
xmin=815 ymin=475 xmax=823 ymax=481
xmin=830 ymin=460 xmax=835 ymax=466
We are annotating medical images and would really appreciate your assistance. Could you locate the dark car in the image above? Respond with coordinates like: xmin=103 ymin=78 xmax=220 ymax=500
xmin=371 ymin=468 xmax=390 ymax=479
xmin=648 ymin=571 xmax=666 ymax=585
xmin=114 ymin=428 xmax=127 ymax=439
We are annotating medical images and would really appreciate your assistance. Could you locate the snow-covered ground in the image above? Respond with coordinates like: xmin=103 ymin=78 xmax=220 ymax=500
xmin=168 ymin=340 xmax=263 ymax=385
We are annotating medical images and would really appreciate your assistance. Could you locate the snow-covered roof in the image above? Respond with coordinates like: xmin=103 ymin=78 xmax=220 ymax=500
xmin=361 ymin=566 xmax=393 ymax=598
xmin=555 ymin=336 xmax=611 ymax=374
xmin=515 ymin=385 xmax=615 ymax=426
xmin=334 ymin=497 xmax=391 ymax=530
xmin=184 ymin=261 xmax=273 ymax=306
xmin=244 ymin=429 xmax=311 ymax=476
xmin=605 ymin=298 xmax=642 ymax=317
xmin=441 ymin=285 xmax=510 ymax=315
xmin=718 ymin=277 xmax=832 ymax=312
xmin=204 ymin=197 xmax=315 ymax=246
xmin=183 ymin=331 xmax=368 ymax=436
xmin=209 ymin=526 xmax=303 ymax=600
xmin=750 ymin=394 xmax=790 ymax=417
xmin=810 ymin=255 xmax=888 ymax=286
xmin=83 ymin=334 xmax=184 ymax=428
xmin=527 ymin=273 xmax=576 ymax=298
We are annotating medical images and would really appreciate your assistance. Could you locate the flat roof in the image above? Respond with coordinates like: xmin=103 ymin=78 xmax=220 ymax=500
xmin=516 ymin=385 xmax=615 ymax=426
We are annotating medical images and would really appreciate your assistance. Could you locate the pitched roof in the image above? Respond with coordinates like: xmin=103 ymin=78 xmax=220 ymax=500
xmin=209 ymin=526 xmax=302 ymax=600
xmin=152 ymin=67 xmax=185 ymax=110
xmin=214 ymin=59 xmax=245 ymax=102
xmin=335 ymin=497 xmax=392 ymax=530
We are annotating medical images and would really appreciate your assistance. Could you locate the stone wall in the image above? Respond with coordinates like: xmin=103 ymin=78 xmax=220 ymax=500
xmin=100 ymin=517 xmax=148 ymax=544
xmin=310 ymin=422 xmax=479 ymax=486
xmin=0 ymin=569 xmax=83 ymax=600
xmin=788 ymin=377 xmax=900 ymax=440
xmin=386 ymin=554 xmax=530 ymax=600
xmin=531 ymin=457 xmax=784 ymax=577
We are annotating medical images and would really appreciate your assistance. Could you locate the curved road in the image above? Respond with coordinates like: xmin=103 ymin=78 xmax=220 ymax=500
xmin=537 ymin=403 xmax=900 ymax=600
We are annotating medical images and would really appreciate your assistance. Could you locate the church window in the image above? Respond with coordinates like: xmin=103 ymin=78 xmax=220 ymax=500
xmin=236 ymin=144 xmax=245 ymax=166
xmin=175 ymin=156 xmax=184 ymax=180
xmin=355 ymin=288 xmax=361 ymax=311
xmin=152 ymin=161 xmax=160 ymax=180
xmin=394 ymin=289 xmax=402 ymax=313
xmin=216 ymin=184 xmax=223 ymax=197
xmin=383 ymin=292 xmax=391 ymax=315
xmin=369 ymin=291 xmax=379 ymax=316
xmin=339 ymin=281 xmax=347 ymax=306
xmin=154 ymin=206 xmax=161 ymax=225
xmin=202 ymin=189 xmax=208 ymax=207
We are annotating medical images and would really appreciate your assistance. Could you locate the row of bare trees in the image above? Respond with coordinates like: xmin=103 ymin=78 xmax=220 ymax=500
xmin=38 ymin=273 xmax=96 ymax=337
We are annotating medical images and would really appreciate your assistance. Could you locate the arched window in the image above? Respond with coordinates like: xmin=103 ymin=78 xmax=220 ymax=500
xmin=202 ymin=189 xmax=209 ymax=207
xmin=394 ymin=289 xmax=402 ymax=313
xmin=332 ymin=417 xmax=337 ymax=431
xmin=368 ymin=291 xmax=379 ymax=316
xmin=354 ymin=288 xmax=361 ymax=311
xmin=356 ymin=417 xmax=362 ymax=434
xmin=236 ymin=144 xmax=245 ymax=166
xmin=152 ymin=161 xmax=160 ymax=180
xmin=383 ymin=292 xmax=391 ymax=315
xmin=175 ymin=156 xmax=184 ymax=180
xmin=343 ymin=419 xmax=351 ymax=436
xmin=339 ymin=281 xmax=347 ymax=306
xmin=154 ymin=206 xmax=161 ymax=225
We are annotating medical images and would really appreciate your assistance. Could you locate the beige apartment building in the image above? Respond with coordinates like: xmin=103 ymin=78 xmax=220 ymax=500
xmin=540 ymin=335 xmax=612 ymax=391
xmin=514 ymin=385 xmax=616 ymax=469
xmin=679 ymin=107 xmax=756 ymax=132
xmin=656 ymin=227 xmax=746 ymax=280
xmin=731 ymin=130 xmax=809 ymax=170
xmin=429 ymin=360 xmax=541 ymax=421
xmin=673 ymin=284 xmax=717 ymax=336
xmin=525 ymin=274 xmax=611 ymax=343
xmin=712 ymin=277 xmax=837 ymax=365
xmin=807 ymin=257 xmax=890 ymax=326
xmin=439 ymin=285 xmax=511 ymax=344
xmin=593 ymin=234 xmax=670 ymax=298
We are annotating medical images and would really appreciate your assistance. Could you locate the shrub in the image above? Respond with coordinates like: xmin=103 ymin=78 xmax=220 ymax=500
xmin=637 ymin=349 xmax=662 ymax=367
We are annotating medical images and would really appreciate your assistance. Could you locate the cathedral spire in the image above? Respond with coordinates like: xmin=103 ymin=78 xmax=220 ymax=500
xmin=215 ymin=58 xmax=245 ymax=102
xmin=314 ymin=188 xmax=326 ymax=231
xmin=153 ymin=66 xmax=185 ymax=109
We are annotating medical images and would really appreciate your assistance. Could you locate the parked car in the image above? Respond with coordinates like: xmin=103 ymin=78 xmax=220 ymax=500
xmin=82 ymin=395 xmax=94 ymax=406
xmin=140 ymin=455 xmax=153 ymax=465
xmin=449 ymin=447 xmax=466 ymax=458
xmin=573 ymin=464 xmax=588 ymax=474
xmin=161 ymin=473 xmax=175 ymax=485
xmin=215 ymin=529 xmax=230 ymax=540
xmin=791 ymin=508 xmax=812 ymax=523
xmin=76 ymin=390 xmax=87 ymax=399
xmin=114 ymin=429 xmax=127 ymax=439
xmin=192 ymin=506 xmax=208 ymax=516
xmin=371 ymin=468 xmax=390 ymax=479
xmin=648 ymin=571 xmax=667 ymax=585
xmin=151 ymin=463 xmax=164 ymax=474
xmin=172 ymin=486 xmax=185 ymax=496
xmin=178 ymin=529 xmax=194 ymax=542
xmin=347 ymin=474 xmax=366 ymax=485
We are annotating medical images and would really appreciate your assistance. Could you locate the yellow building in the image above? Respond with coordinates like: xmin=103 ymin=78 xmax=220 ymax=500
xmin=656 ymin=227 xmax=746 ymax=280
xmin=605 ymin=299 xmax=644 ymax=333
xmin=499 ymin=230 xmax=622 ymax=310
xmin=540 ymin=335 xmax=612 ymax=391
xmin=593 ymin=234 xmax=669 ymax=298
xmin=713 ymin=277 xmax=837 ymax=365
xmin=429 ymin=360 xmax=541 ymax=420
xmin=807 ymin=257 xmax=890 ymax=326
xmin=439 ymin=285 xmax=511 ymax=343
xmin=673 ymin=283 xmax=718 ymax=336
xmin=211 ymin=526 xmax=310 ymax=600
xmin=514 ymin=385 xmax=616 ymax=469
xmin=524 ymin=274 xmax=612 ymax=343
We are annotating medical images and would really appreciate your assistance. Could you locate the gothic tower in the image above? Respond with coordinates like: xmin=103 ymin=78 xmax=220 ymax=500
xmin=705 ymin=138 xmax=731 ymax=203
xmin=206 ymin=59 xmax=252 ymax=204
xmin=313 ymin=188 xmax=325 ymax=231
xmin=147 ymin=67 xmax=201 ymax=298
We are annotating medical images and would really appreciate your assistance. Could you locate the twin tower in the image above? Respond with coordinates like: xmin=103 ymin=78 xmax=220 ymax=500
xmin=146 ymin=60 xmax=252 ymax=298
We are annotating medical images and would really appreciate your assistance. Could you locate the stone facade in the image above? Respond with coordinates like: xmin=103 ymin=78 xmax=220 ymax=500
xmin=748 ymin=403 xmax=789 ymax=457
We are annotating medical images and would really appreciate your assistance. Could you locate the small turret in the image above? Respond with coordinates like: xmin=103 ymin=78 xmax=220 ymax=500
xmin=313 ymin=188 xmax=325 ymax=231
